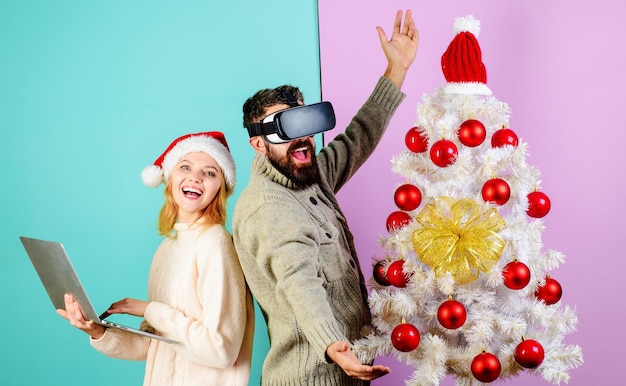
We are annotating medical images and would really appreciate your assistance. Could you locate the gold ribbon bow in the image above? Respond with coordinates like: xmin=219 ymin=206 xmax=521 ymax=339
xmin=412 ymin=197 xmax=505 ymax=284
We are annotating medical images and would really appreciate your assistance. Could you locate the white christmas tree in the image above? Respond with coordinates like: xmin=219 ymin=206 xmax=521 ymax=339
xmin=353 ymin=15 xmax=583 ymax=385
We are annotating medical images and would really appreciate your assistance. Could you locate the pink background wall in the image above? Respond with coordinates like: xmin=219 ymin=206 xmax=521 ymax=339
xmin=319 ymin=1 xmax=624 ymax=385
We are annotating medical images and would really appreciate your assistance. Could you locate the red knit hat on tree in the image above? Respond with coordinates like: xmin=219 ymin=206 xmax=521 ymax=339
xmin=441 ymin=15 xmax=492 ymax=95
xmin=141 ymin=131 xmax=236 ymax=192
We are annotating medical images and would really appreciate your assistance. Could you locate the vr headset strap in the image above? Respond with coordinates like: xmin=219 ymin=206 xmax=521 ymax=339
xmin=246 ymin=91 xmax=297 ymax=137
xmin=246 ymin=122 xmax=276 ymax=138
xmin=281 ymin=91 xmax=300 ymax=108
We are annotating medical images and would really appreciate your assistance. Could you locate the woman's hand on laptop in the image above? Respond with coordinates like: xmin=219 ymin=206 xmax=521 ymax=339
xmin=57 ymin=293 xmax=105 ymax=339
xmin=104 ymin=297 xmax=148 ymax=317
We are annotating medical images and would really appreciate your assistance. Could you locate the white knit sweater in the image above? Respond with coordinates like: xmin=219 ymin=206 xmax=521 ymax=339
xmin=91 ymin=223 xmax=254 ymax=386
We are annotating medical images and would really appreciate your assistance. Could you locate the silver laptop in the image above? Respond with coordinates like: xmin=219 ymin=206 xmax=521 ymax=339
xmin=19 ymin=236 xmax=177 ymax=344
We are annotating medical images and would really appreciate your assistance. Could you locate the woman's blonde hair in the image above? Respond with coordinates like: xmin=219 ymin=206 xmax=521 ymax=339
xmin=157 ymin=174 xmax=230 ymax=236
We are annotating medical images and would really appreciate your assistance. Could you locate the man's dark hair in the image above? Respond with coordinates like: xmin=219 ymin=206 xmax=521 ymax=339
xmin=242 ymin=85 xmax=304 ymax=128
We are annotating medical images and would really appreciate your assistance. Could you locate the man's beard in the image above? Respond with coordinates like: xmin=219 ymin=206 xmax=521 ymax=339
xmin=265 ymin=139 xmax=320 ymax=188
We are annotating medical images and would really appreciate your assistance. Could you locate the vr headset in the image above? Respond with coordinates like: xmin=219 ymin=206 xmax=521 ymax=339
xmin=246 ymin=98 xmax=336 ymax=144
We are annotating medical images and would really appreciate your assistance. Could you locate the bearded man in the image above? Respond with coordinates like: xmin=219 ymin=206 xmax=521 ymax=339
xmin=232 ymin=10 xmax=419 ymax=385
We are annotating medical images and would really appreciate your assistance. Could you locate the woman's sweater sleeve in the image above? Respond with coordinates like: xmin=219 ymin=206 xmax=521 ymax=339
xmin=90 ymin=326 xmax=151 ymax=361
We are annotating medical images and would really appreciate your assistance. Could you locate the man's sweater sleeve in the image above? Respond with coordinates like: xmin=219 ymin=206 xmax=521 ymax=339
xmin=318 ymin=76 xmax=406 ymax=193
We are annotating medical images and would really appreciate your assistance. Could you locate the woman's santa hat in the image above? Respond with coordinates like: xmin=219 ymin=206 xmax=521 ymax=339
xmin=141 ymin=131 xmax=236 ymax=191
xmin=441 ymin=15 xmax=492 ymax=95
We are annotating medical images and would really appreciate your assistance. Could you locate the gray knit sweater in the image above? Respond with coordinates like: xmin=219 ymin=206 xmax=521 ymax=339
xmin=233 ymin=76 xmax=405 ymax=385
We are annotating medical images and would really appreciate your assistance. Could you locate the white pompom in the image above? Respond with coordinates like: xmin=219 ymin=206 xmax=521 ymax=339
xmin=454 ymin=15 xmax=481 ymax=37
xmin=141 ymin=165 xmax=163 ymax=188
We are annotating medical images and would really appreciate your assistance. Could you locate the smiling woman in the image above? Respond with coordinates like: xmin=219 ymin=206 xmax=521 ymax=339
xmin=170 ymin=153 xmax=224 ymax=224
xmin=56 ymin=131 xmax=255 ymax=386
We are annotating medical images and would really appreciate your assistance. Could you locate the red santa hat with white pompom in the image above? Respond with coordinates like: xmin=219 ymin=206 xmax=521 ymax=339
xmin=441 ymin=15 xmax=492 ymax=95
xmin=141 ymin=131 xmax=236 ymax=192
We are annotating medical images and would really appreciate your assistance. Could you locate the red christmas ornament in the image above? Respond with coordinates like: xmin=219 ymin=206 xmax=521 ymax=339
xmin=405 ymin=126 xmax=429 ymax=153
xmin=527 ymin=191 xmax=551 ymax=218
xmin=387 ymin=260 xmax=409 ymax=288
xmin=391 ymin=322 xmax=420 ymax=352
xmin=482 ymin=178 xmax=510 ymax=205
xmin=373 ymin=261 xmax=391 ymax=286
xmin=372 ymin=261 xmax=391 ymax=286
xmin=471 ymin=352 xmax=501 ymax=383
xmin=515 ymin=338 xmax=545 ymax=369
xmin=535 ymin=276 xmax=562 ymax=305
xmin=386 ymin=211 xmax=411 ymax=233
xmin=502 ymin=261 xmax=531 ymax=290
xmin=394 ymin=184 xmax=422 ymax=211
xmin=437 ymin=299 xmax=467 ymax=329
xmin=458 ymin=119 xmax=486 ymax=147
xmin=429 ymin=139 xmax=458 ymax=167
xmin=491 ymin=127 xmax=519 ymax=148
